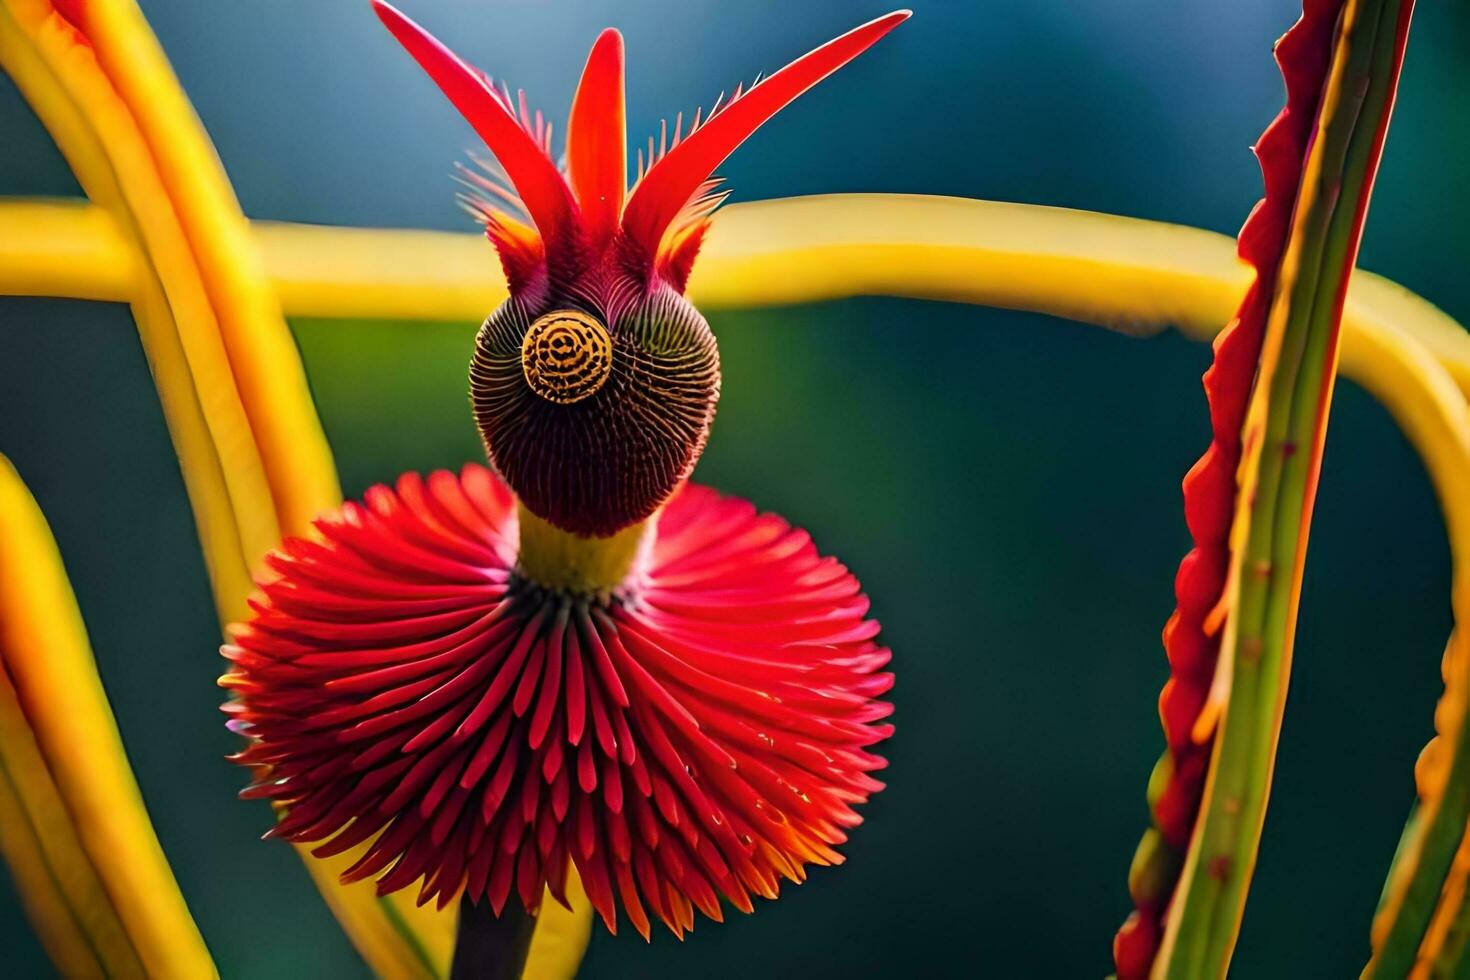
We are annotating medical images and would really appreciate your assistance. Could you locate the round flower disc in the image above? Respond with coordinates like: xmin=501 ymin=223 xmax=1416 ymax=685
xmin=222 ymin=465 xmax=893 ymax=937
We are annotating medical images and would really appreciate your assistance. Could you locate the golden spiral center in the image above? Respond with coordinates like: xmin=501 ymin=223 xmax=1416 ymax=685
xmin=520 ymin=310 xmax=613 ymax=405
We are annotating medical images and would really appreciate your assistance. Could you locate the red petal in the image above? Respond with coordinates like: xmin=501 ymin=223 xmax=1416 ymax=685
xmin=620 ymin=11 xmax=909 ymax=264
xmin=372 ymin=2 xmax=572 ymax=248
xmin=223 ymin=465 xmax=891 ymax=934
xmin=566 ymin=29 xmax=626 ymax=247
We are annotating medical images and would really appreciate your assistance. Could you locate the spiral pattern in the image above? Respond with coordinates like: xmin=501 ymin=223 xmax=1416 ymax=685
xmin=473 ymin=289 xmax=721 ymax=538
xmin=520 ymin=310 xmax=613 ymax=405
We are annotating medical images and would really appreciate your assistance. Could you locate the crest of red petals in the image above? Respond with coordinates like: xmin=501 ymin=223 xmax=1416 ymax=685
xmin=372 ymin=1 xmax=909 ymax=293
xmin=1112 ymin=1 xmax=1346 ymax=975
xmin=221 ymin=466 xmax=892 ymax=937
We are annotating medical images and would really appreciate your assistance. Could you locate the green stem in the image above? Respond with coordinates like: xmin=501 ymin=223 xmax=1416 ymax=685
xmin=1159 ymin=0 xmax=1412 ymax=974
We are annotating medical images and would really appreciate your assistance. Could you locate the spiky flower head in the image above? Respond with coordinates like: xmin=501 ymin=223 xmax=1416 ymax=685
xmin=375 ymin=1 xmax=908 ymax=536
xmin=224 ymin=468 xmax=892 ymax=936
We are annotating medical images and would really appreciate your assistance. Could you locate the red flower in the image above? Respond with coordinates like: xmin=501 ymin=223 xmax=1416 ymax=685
xmin=223 ymin=3 xmax=905 ymax=941
xmin=222 ymin=467 xmax=893 ymax=936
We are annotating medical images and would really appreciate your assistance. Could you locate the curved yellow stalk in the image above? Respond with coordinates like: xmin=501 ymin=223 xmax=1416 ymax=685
xmin=0 ymin=4 xmax=265 ymax=623
xmin=0 ymin=455 xmax=214 ymax=978
xmin=0 ymin=0 xmax=338 ymax=547
xmin=7 ymin=194 xmax=1470 ymax=396
xmin=1345 ymin=324 xmax=1470 ymax=976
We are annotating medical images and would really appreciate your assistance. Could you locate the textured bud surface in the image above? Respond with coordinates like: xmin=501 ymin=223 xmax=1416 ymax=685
xmin=473 ymin=290 xmax=720 ymax=537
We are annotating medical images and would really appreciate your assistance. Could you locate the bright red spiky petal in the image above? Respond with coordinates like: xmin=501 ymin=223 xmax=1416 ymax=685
xmin=1114 ymin=1 xmax=1345 ymax=974
xmin=222 ymin=466 xmax=892 ymax=936
xmin=566 ymin=28 xmax=626 ymax=249
xmin=620 ymin=10 xmax=910 ymax=266
xmin=372 ymin=1 xmax=573 ymax=254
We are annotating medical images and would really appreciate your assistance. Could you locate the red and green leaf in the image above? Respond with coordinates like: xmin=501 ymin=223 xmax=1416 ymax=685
xmin=1115 ymin=0 xmax=1415 ymax=975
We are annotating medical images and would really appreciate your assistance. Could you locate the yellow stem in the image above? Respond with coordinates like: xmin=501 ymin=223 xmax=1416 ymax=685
xmin=4 ymin=193 xmax=1468 ymax=395
xmin=516 ymin=503 xmax=652 ymax=597
xmin=0 ymin=455 xmax=215 ymax=978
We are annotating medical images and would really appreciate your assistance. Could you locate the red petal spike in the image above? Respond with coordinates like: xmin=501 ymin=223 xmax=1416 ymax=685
xmin=372 ymin=1 xmax=572 ymax=251
xmin=566 ymin=28 xmax=626 ymax=248
xmin=223 ymin=465 xmax=892 ymax=934
xmin=620 ymin=10 xmax=910 ymax=264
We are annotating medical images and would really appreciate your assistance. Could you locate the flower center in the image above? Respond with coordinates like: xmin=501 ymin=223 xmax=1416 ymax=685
xmin=514 ymin=501 xmax=649 ymax=597
xmin=520 ymin=309 xmax=613 ymax=405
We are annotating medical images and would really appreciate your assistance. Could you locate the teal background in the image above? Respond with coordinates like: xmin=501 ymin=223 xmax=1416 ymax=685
xmin=1 ymin=0 xmax=1467 ymax=975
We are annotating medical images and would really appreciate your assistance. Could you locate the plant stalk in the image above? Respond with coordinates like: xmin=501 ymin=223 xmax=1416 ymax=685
xmin=450 ymin=895 xmax=536 ymax=980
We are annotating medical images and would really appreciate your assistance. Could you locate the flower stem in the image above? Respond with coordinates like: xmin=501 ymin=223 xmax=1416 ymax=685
xmin=450 ymin=895 xmax=536 ymax=980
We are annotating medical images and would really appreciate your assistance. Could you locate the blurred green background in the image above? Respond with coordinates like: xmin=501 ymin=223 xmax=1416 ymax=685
xmin=2 ymin=0 xmax=1467 ymax=976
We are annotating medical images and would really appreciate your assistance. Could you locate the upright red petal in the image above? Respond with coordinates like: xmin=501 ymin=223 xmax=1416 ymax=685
xmin=372 ymin=1 xmax=573 ymax=251
xmin=620 ymin=10 xmax=909 ymax=265
xmin=566 ymin=29 xmax=626 ymax=249
xmin=222 ymin=466 xmax=892 ymax=935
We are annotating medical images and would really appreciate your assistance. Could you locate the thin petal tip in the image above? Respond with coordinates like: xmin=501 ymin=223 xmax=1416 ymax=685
xmin=592 ymin=26 xmax=624 ymax=49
